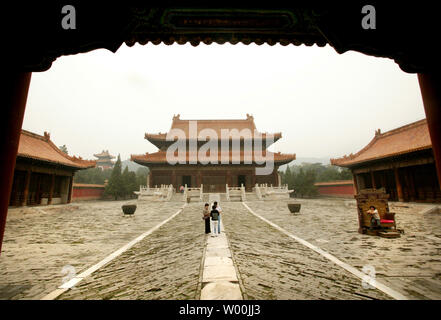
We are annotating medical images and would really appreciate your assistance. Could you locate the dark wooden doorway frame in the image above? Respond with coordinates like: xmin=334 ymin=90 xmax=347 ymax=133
xmin=238 ymin=175 xmax=246 ymax=188
xmin=182 ymin=175 xmax=192 ymax=188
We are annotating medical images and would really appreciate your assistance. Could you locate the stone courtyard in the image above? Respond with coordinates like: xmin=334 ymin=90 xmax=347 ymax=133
xmin=0 ymin=198 xmax=440 ymax=300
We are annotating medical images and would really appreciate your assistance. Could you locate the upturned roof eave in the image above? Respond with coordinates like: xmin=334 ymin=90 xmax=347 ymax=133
xmin=331 ymin=145 xmax=433 ymax=168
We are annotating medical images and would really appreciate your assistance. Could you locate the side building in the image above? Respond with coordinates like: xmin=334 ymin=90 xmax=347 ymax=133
xmin=9 ymin=130 xmax=96 ymax=206
xmin=331 ymin=119 xmax=441 ymax=202
xmin=131 ymin=114 xmax=295 ymax=193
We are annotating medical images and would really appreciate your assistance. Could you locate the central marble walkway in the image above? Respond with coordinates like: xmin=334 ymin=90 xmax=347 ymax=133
xmin=200 ymin=232 xmax=243 ymax=300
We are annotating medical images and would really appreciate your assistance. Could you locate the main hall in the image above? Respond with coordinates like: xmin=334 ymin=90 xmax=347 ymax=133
xmin=131 ymin=114 xmax=295 ymax=193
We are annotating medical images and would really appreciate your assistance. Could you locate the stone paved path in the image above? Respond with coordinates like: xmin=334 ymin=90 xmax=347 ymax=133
xmin=200 ymin=232 xmax=242 ymax=300
xmin=244 ymin=199 xmax=441 ymax=300
xmin=0 ymin=201 xmax=183 ymax=299
xmin=58 ymin=203 xmax=205 ymax=299
xmin=221 ymin=202 xmax=392 ymax=300
xmin=1 ymin=198 xmax=440 ymax=300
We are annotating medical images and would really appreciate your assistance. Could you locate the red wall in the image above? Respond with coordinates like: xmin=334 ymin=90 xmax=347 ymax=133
xmin=72 ymin=185 xmax=104 ymax=201
xmin=315 ymin=183 xmax=354 ymax=198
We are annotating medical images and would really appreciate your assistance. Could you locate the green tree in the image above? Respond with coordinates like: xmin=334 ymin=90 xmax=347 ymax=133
xmin=121 ymin=166 xmax=138 ymax=198
xmin=122 ymin=166 xmax=130 ymax=196
xmin=74 ymin=167 xmax=113 ymax=184
xmin=281 ymin=162 xmax=353 ymax=198
xmin=292 ymin=167 xmax=318 ymax=198
xmin=281 ymin=165 xmax=293 ymax=190
xmin=339 ymin=168 xmax=353 ymax=180
xmin=135 ymin=166 xmax=149 ymax=188
xmin=128 ymin=171 xmax=138 ymax=198
xmin=59 ymin=145 xmax=68 ymax=154
xmin=105 ymin=154 xmax=124 ymax=200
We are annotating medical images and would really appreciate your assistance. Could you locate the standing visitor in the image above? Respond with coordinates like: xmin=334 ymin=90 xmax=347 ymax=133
xmin=210 ymin=205 xmax=220 ymax=237
xmin=202 ymin=203 xmax=211 ymax=234
xmin=213 ymin=201 xmax=222 ymax=233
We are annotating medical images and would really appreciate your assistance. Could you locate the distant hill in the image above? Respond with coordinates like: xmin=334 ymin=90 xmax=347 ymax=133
xmin=278 ymin=157 xmax=330 ymax=172
xmin=121 ymin=159 xmax=147 ymax=172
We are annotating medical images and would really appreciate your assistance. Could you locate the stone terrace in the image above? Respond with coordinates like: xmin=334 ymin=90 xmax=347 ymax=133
xmin=0 ymin=198 xmax=440 ymax=300
xmin=245 ymin=198 xmax=441 ymax=299
xmin=0 ymin=201 xmax=183 ymax=299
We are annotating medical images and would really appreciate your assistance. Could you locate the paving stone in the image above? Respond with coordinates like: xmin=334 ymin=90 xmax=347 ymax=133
xmin=204 ymin=256 xmax=234 ymax=267
xmin=202 ymin=265 xmax=238 ymax=282
xmin=201 ymin=281 xmax=242 ymax=300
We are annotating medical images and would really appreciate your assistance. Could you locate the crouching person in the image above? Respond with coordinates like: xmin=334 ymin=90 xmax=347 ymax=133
xmin=367 ymin=205 xmax=381 ymax=229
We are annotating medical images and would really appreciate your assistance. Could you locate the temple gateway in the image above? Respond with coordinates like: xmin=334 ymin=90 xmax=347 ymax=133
xmin=131 ymin=114 xmax=295 ymax=193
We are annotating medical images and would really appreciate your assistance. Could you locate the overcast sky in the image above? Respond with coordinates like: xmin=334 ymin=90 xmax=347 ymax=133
xmin=23 ymin=43 xmax=425 ymax=163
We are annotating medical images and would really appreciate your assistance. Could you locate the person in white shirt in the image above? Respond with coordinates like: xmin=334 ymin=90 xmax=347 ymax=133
xmin=367 ymin=205 xmax=381 ymax=228
xmin=213 ymin=201 xmax=222 ymax=233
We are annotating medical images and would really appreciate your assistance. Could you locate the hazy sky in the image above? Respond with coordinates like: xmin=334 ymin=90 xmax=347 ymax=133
xmin=23 ymin=43 xmax=425 ymax=163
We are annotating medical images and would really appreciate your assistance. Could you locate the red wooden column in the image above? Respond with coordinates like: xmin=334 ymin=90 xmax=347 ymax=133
xmin=226 ymin=170 xmax=231 ymax=186
xmin=196 ymin=170 xmax=202 ymax=187
xmin=48 ymin=174 xmax=55 ymax=205
xmin=352 ymin=173 xmax=359 ymax=195
xmin=408 ymin=169 xmax=417 ymax=201
xmin=380 ymin=172 xmax=386 ymax=190
xmin=394 ymin=167 xmax=404 ymax=201
xmin=171 ymin=169 xmax=176 ymax=188
xmin=67 ymin=175 xmax=74 ymax=204
xmin=418 ymin=73 xmax=441 ymax=189
xmin=370 ymin=171 xmax=376 ymax=189
xmin=0 ymin=72 xmax=31 ymax=254
xmin=273 ymin=169 xmax=279 ymax=186
xmin=21 ymin=170 xmax=31 ymax=207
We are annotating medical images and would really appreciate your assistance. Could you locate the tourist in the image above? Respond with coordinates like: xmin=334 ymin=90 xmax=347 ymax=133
xmin=210 ymin=205 xmax=220 ymax=237
xmin=202 ymin=203 xmax=211 ymax=234
xmin=213 ymin=201 xmax=222 ymax=233
xmin=180 ymin=185 xmax=184 ymax=193
xmin=367 ymin=205 xmax=381 ymax=228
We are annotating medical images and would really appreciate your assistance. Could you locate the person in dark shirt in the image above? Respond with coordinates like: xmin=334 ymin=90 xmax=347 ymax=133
xmin=202 ymin=203 xmax=211 ymax=234
xmin=213 ymin=201 xmax=222 ymax=234
xmin=210 ymin=205 xmax=220 ymax=237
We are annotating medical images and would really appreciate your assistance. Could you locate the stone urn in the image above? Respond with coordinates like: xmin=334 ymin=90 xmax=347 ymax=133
xmin=288 ymin=203 xmax=301 ymax=213
xmin=122 ymin=204 xmax=137 ymax=215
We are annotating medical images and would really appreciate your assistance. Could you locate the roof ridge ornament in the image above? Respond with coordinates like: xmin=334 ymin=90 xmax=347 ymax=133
xmin=43 ymin=131 xmax=50 ymax=141
xmin=375 ymin=128 xmax=381 ymax=136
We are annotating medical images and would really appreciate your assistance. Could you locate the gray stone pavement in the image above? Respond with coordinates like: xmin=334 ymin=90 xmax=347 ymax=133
xmin=0 ymin=198 xmax=440 ymax=300
xmin=0 ymin=200 xmax=183 ymax=299
xmin=221 ymin=202 xmax=391 ymax=300
xmin=58 ymin=203 xmax=205 ymax=300
xmin=244 ymin=198 xmax=441 ymax=299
